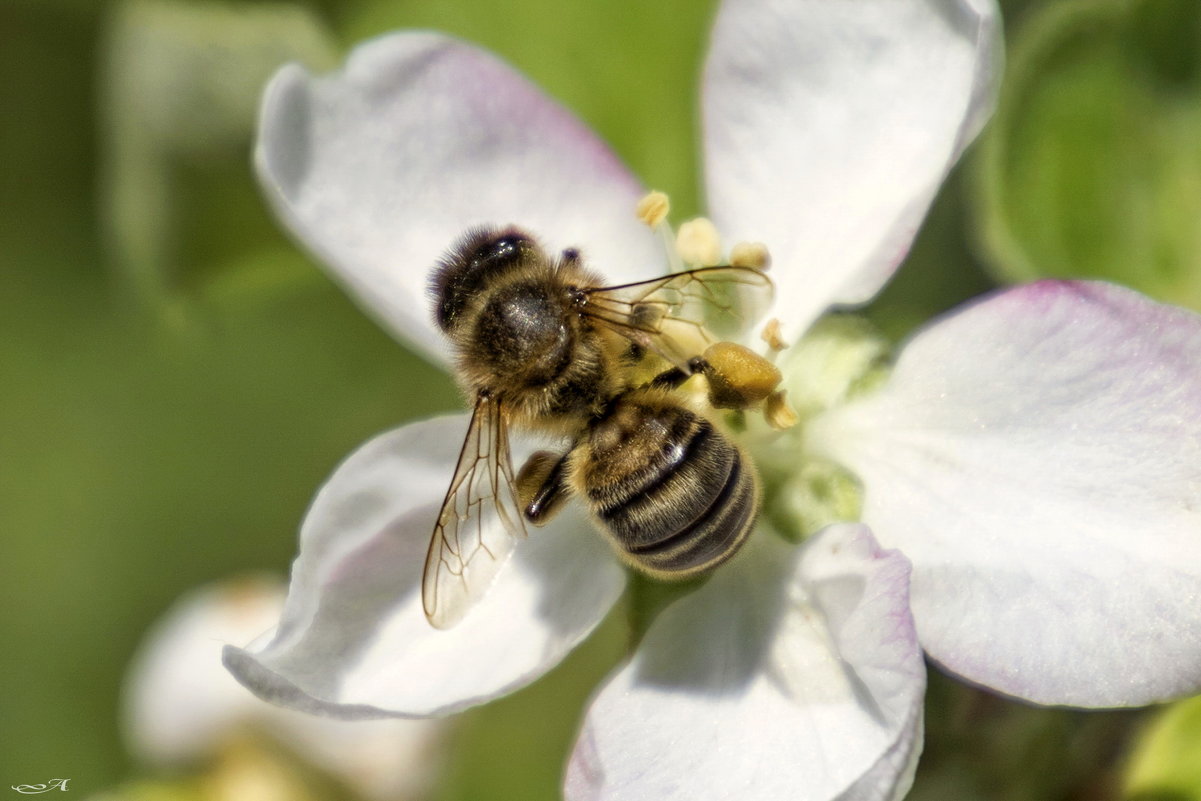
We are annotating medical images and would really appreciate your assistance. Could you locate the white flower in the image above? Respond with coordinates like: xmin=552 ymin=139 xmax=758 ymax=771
xmin=126 ymin=576 xmax=447 ymax=801
xmin=224 ymin=0 xmax=1201 ymax=798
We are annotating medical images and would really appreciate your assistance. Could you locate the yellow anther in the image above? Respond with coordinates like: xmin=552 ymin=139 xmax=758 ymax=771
xmin=676 ymin=218 xmax=723 ymax=267
xmin=636 ymin=191 xmax=671 ymax=228
xmin=730 ymin=241 xmax=771 ymax=271
xmin=760 ymin=318 xmax=787 ymax=351
xmin=765 ymin=389 xmax=799 ymax=430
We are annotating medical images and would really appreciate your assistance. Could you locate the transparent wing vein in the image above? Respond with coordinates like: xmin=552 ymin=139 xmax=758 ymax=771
xmin=422 ymin=394 xmax=526 ymax=628
xmin=581 ymin=266 xmax=773 ymax=369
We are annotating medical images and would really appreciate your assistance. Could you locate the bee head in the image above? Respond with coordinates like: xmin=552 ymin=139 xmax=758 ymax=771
xmin=430 ymin=226 xmax=540 ymax=332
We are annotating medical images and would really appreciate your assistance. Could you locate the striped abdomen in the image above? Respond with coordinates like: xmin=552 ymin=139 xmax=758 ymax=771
xmin=575 ymin=391 xmax=759 ymax=577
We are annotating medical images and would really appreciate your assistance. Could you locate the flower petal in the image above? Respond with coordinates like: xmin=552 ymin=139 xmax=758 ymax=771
xmin=257 ymin=32 xmax=661 ymax=364
xmin=811 ymin=281 xmax=1201 ymax=706
xmin=565 ymin=524 xmax=924 ymax=801
xmin=703 ymin=0 xmax=1002 ymax=343
xmin=224 ymin=416 xmax=627 ymax=717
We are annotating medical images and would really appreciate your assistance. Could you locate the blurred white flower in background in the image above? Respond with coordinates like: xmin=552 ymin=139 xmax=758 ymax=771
xmin=123 ymin=576 xmax=447 ymax=801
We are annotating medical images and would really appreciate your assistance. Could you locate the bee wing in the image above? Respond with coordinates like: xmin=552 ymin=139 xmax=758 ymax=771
xmin=580 ymin=266 xmax=774 ymax=370
xmin=422 ymin=393 xmax=527 ymax=629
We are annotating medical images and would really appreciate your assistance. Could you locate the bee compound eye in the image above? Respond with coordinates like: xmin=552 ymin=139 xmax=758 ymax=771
xmin=432 ymin=227 xmax=540 ymax=332
xmin=478 ymin=234 xmax=528 ymax=264
xmin=463 ymin=228 xmax=536 ymax=269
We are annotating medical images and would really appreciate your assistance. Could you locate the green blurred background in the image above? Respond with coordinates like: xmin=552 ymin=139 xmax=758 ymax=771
xmin=3 ymin=0 xmax=1200 ymax=798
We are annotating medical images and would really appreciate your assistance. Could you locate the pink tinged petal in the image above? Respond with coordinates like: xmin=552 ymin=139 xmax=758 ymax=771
xmin=257 ymin=32 xmax=661 ymax=365
xmin=811 ymin=281 xmax=1201 ymax=707
xmin=223 ymin=416 xmax=626 ymax=717
xmin=565 ymin=525 xmax=925 ymax=801
xmin=703 ymin=0 xmax=1002 ymax=344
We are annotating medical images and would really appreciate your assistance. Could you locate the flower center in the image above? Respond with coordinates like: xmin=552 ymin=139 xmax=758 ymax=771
xmin=635 ymin=190 xmax=791 ymax=417
xmin=755 ymin=315 xmax=893 ymax=541
xmin=634 ymin=191 xmax=893 ymax=543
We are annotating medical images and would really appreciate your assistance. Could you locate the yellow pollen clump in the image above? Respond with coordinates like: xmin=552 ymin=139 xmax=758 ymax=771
xmin=730 ymin=241 xmax=771 ymax=271
xmin=765 ymin=389 xmax=799 ymax=430
xmin=702 ymin=341 xmax=782 ymax=409
xmin=676 ymin=218 xmax=723 ymax=267
xmin=636 ymin=191 xmax=671 ymax=228
xmin=760 ymin=318 xmax=787 ymax=351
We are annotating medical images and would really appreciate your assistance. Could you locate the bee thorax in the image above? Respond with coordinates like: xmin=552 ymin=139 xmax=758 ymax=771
xmin=473 ymin=281 xmax=576 ymax=385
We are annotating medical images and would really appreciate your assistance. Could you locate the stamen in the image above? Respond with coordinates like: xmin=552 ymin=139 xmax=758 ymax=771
xmin=760 ymin=318 xmax=787 ymax=351
xmin=676 ymin=218 xmax=723 ymax=267
xmin=636 ymin=191 xmax=684 ymax=274
xmin=730 ymin=241 xmax=771 ymax=271
xmin=636 ymin=191 xmax=671 ymax=228
xmin=765 ymin=389 xmax=799 ymax=430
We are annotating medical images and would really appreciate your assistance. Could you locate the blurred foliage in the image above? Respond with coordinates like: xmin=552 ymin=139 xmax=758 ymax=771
xmin=1125 ymin=694 xmax=1201 ymax=801
xmin=99 ymin=0 xmax=337 ymax=311
xmin=912 ymin=671 xmax=1148 ymax=801
xmin=975 ymin=0 xmax=1201 ymax=309
xmin=3 ymin=0 xmax=1200 ymax=799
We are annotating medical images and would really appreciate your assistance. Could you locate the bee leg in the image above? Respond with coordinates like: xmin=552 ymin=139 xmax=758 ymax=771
xmin=646 ymin=357 xmax=710 ymax=391
xmin=516 ymin=450 xmax=572 ymax=526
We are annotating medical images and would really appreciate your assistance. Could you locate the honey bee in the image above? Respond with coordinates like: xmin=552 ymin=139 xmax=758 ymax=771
xmin=423 ymin=226 xmax=774 ymax=628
